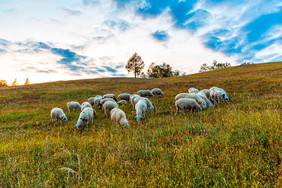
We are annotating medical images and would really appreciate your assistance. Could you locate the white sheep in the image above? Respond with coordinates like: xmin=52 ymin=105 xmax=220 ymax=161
xmin=175 ymin=98 xmax=202 ymax=115
xmin=210 ymin=88 xmax=229 ymax=103
xmin=103 ymin=94 xmax=117 ymax=101
xmin=130 ymin=94 xmax=140 ymax=108
xmin=135 ymin=100 xmax=147 ymax=122
xmin=117 ymin=93 xmax=131 ymax=101
xmin=175 ymin=93 xmax=207 ymax=109
xmin=75 ymin=107 xmax=94 ymax=129
xmin=102 ymin=101 xmax=118 ymax=116
xmin=151 ymin=88 xmax=164 ymax=97
xmin=199 ymin=89 xmax=211 ymax=99
xmin=197 ymin=92 xmax=213 ymax=107
xmin=133 ymin=97 xmax=154 ymax=111
xmin=188 ymin=88 xmax=199 ymax=94
xmin=118 ymin=100 xmax=127 ymax=105
xmin=94 ymin=98 xmax=103 ymax=108
xmin=67 ymin=102 xmax=81 ymax=112
xmin=88 ymin=95 xmax=102 ymax=106
xmin=110 ymin=108 xmax=129 ymax=128
xmin=137 ymin=90 xmax=154 ymax=98
xmin=51 ymin=107 xmax=68 ymax=123
xmin=81 ymin=102 xmax=92 ymax=111
xmin=100 ymin=98 xmax=115 ymax=106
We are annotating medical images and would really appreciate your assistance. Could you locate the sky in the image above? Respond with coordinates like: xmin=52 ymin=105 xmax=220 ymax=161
xmin=0 ymin=0 xmax=281 ymax=84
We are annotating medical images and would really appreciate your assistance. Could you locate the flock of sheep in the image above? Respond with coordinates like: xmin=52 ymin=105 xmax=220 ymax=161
xmin=50 ymin=86 xmax=229 ymax=129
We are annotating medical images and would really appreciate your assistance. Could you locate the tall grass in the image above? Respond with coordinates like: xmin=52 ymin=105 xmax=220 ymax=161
xmin=0 ymin=62 xmax=281 ymax=187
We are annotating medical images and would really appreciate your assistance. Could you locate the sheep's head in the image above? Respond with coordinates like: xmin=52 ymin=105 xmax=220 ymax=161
xmin=201 ymin=101 xmax=207 ymax=109
xmin=223 ymin=94 xmax=230 ymax=102
xmin=136 ymin=115 xmax=143 ymax=122
xmin=76 ymin=117 xmax=87 ymax=129
xmin=62 ymin=116 xmax=68 ymax=122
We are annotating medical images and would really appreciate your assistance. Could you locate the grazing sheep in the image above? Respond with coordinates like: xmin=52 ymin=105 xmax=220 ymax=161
xmin=51 ymin=107 xmax=68 ymax=123
xmin=188 ymin=88 xmax=199 ymax=94
xmin=117 ymin=93 xmax=131 ymax=101
xmin=67 ymin=102 xmax=81 ymax=112
xmin=102 ymin=101 xmax=118 ymax=116
xmin=81 ymin=102 xmax=92 ymax=111
xmin=151 ymin=88 xmax=164 ymax=97
xmin=94 ymin=98 xmax=103 ymax=108
xmin=110 ymin=108 xmax=129 ymax=128
xmin=75 ymin=107 xmax=94 ymax=129
xmin=118 ymin=100 xmax=127 ymax=105
xmin=103 ymin=94 xmax=117 ymax=101
xmin=137 ymin=90 xmax=154 ymax=98
xmin=133 ymin=97 xmax=154 ymax=111
xmin=88 ymin=95 xmax=102 ymax=106
xmin=100 ymin=98 xmax=115 ymax=106
xmin=175 ymin=98 xmax=202 ymax=115
xmin=197 ymin=92 xmax=213 ymax=107
xmin=175 ymin=93 xmax=207 ymax=109
xmin=135 ymin=100 xmax=147 ymax=122
xmin=210 ymin=88 xmax=230 ymax=103
xmin=130 ymin=94 xmax=140 ymax=107
xmin=199 ymin=89 xmax=211 ymax=99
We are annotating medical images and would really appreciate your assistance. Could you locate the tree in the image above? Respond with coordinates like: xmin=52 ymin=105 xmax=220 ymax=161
xmin=11 ymin=78 xmax=18 ymax=86
xmin=24 ymin=78 xmax=30 ymax=85
xmin=199 ymin=60 xmax=231 ymax=72
xmin=125 ymin=52 xmax=145 ymax=78
xmin=147 ymin=62 xmax=174 ymax=78
xmin=0 ymin=80 xmax=8 ymax=87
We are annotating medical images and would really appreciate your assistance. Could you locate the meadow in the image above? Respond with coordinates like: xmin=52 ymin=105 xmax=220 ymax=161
xmin=0 ymin=62 xmax=281 ymax=187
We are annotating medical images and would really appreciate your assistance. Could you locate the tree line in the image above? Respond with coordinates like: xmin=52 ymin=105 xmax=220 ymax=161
xmin=0 ymin=78 xmax=30 ymax=87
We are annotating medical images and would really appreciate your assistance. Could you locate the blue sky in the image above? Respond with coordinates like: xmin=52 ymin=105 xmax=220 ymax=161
xmin=0 ymin=0 xmax=281 ymax=84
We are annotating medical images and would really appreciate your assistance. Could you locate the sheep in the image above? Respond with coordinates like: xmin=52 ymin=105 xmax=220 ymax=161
xmin=188 ymin=88 xmax=199 ymax=94
xmin=75 ymin=107 xmax=94 ymax=129
xmin=102 ymin=101 xmax=118 ymax=116
xmin=103 ymin=94 xmax=117 ymax=101
xmin=81 ymin=102 xmax=92 ymax=111
xmin=110 ymin=108 xmax=129 ymax=128
xmin=94 ymin=98 xmax=103 ymax=108
xmin=67 ymin=102 xmax=81 ymax=112
xmin=133 ymin=97 xmax=154 ymax=111
xmin=100 ymin=98 xmax=115 ymax=106
xmin=175 ymin=98 xmax=202 ymax=115
xmin=117 ymin=93 xmax=131 ymax=101
xmin=151 ymin=88 xmax=164 ymax=97
xmin=130 ymin=94 xmax=140 ymax=108
xmin=210 ymin=88 xmax=230 ymax=103
xmin=175 ymin=93 xmax=207 ymax=109
xmin=118 ymin=100 xmax=127 ymax=106
xmin=51 ymin=107 xmax=67 ymax=123
xmin=199 ymin=89 xmax=211 ymax=99
xmin=88 ymin=95 xmax=102 ymax=106
xmin=137 ymin=90 xmax=154 ymax=98
xmin=197 ymin=92 xmax=213 ymax=107
xmin=135 ymin=100 xmax=147 ymax=122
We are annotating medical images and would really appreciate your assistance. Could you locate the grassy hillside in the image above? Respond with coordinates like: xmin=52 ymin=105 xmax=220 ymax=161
xmin=0 ymin=62 xmax=281 ymax=187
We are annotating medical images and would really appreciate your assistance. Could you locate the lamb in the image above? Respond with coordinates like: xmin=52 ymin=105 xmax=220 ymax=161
xmin=135 ymin=100 xmax=147 ymax=122
xmin=133 ymin=97 xmax=154 ymax=111
xmin=67 ymin=102 xmax=81 ymax=112
xmin=81 ymin=102 xmax=92 ymax=111
xmin=75 ymin=107 xmax=94 ymax=129
xmin=137 ymin=90 xmax=154 ymax=98
xmin=51 ymin=107 xmax=68 ymax=123
xmin=188 ymin=88 xmax=199 ymax=94
xmin=175 ymin=98 xmax=202 ymax=115
xmin=117 ymin=93 xmax=131 ymax=101
xmin=175 ymin=93 xmax=207 ymax=109
xmin=102 ymin=101 xmax=118 ymax=116
xmin=100 ymin=98 xmax=115 ymax=106
xmin=110 ymin=108 xmax=129 ymax=128
xmin=151 ymin=88 xmax=164 ymax=97
xmin=118 ymin=100 xmax=127 ymax=106
xmin=88 ymin=95 xmax=102 ymax=106
xmin=103 ymin=94 xmax=117 ymax=101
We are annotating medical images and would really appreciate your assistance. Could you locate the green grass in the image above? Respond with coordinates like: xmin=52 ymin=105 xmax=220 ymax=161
xmin=0 ymin=62 xmax=281 ymax=187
